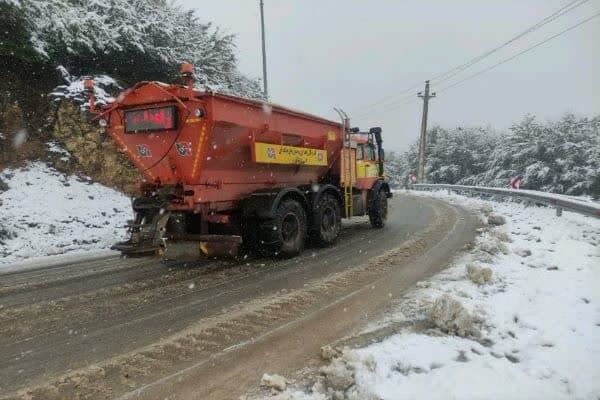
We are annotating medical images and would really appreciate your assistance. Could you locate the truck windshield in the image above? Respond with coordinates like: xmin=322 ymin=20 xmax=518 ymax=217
xmin=357 ymin=144 xmax=365 ymax=160
xmin=366 ymin=144 xmax=377 ymax=161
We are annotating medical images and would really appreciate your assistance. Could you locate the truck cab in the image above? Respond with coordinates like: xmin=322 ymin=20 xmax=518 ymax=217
xmin=356 ymin=139 xmax=381 ymax=180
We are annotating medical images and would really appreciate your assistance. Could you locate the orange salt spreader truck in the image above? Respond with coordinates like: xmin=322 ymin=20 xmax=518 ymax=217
xmin=86 ymin=64 xmax=392 ymax=260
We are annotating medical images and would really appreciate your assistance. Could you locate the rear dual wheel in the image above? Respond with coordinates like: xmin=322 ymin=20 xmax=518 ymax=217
xmin=248 ymin=194 xmax=342 ymax=258
xmin=311 ymin=194 xmax=342 ymax=247
xmin=263 ymin=199 xmax=307 ymax=258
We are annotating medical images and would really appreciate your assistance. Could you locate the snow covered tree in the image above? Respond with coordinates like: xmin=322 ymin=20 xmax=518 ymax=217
xmin=1 ymin=0 xmax=263 ymax=99
xmin=387 ymin=114 xmax=599 ymax=197
xmin=425 ymin=126 xmax=500 ymax=185
xmin=496 ymin=114 xmax=600 ymax=194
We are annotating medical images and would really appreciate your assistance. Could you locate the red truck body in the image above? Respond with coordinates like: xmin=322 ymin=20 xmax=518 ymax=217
xmin=107 ymin=82 xmax=344 ymax=212
xmin=93 ymin=68 xmax=391 ymax=259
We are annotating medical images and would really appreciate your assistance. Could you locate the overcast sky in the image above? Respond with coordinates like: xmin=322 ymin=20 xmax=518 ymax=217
xmin=178 ymin=0 xmax=599 ymax=151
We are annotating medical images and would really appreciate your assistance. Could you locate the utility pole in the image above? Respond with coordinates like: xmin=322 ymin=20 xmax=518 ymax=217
xmin=417 ymin=80 xmax=436 ymax=182
xmin=259 ymin=0 xmax=268 ymax=98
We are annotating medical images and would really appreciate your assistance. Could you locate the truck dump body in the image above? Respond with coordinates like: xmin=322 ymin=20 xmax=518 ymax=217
xmin=95 ymin=70 xmax=390 ymax=259
xmin=107 ymin=82 xmax=343 ymax=211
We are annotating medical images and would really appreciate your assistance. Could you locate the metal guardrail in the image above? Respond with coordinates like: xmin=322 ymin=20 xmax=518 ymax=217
xmin=412 ymin=183 xmax=600 ymax=219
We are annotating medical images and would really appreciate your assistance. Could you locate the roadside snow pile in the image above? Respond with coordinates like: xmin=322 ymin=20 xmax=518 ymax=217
xmin=486 ymin=212 xmax=506 ymax=226
xmin=261 ymin=374 xmax=288 ymax=393
xmin=50 ymin=70 xmax=120 ymax=110
xmin=466 ymin=264 xmax=493 ymax=285
xmin=0 ymin=162 xmax=131 ymax=267
xmin=428 ymin=294 xmax=480 ymax=338
xmin=46 ymin=141 xmax=72 ymax=161
xmin=256 ymin=191 xmax=600 ymax=400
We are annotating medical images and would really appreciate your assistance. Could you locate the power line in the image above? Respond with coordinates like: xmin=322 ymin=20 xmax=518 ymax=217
xmin=436 ymin=10 xmax=600 ymax=94
xmin=354 ymin=97 xmax=417 ymax=121
xmin=431 ymin=0 xmax=589 ymax=85
xmin=350 ymin=83 xmax=421 ymax=117
xmin=357 ymin=9 xmax=600 ymax=120
xmin=351 ymin=0 xmax=589 ymax=117
xmin=353 ymin=94 xmax=416 ymax=119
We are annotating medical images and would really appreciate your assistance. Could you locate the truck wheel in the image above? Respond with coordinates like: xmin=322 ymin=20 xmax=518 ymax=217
xmin=369 ymin=189 xmax=388 ymax=228
xmin=311 ymin=194 xmax=341 ymax=246
xmin=264 ymin=199 xmax=307 ymax=257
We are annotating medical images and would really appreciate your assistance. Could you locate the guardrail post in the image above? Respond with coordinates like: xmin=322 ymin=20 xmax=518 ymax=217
xmin=556 ymin=207 xmax=563 ymax=217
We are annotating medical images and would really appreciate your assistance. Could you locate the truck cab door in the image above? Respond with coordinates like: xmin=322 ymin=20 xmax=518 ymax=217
xmin=356 ymin=143 xmax=380 ymax=179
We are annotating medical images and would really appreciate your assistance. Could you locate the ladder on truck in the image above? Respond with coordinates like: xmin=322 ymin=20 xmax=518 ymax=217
xmin=343 ymin=160 xmax=353 ymax=218
xmin=343 ymin=128 xmax=354 ymax=218
xmin=335 ymin=108 xmax=353 ymax=219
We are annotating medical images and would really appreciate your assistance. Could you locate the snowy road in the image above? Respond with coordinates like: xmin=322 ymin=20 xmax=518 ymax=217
xmin=0 ymin=194 xmax=478 ymax=399
xmin=250 ymin=192 xmax=600 ymax=400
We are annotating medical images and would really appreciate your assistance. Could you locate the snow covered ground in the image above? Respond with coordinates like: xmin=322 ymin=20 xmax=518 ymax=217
xmin=0 ymin=162 xmax=131 ymax=268
xmin=257 ymin=191 xmax=600 ymax=400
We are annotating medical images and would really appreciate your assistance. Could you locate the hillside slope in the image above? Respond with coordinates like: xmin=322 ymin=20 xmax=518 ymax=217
xmin=0 ymin=162 xmax=130 ymax=266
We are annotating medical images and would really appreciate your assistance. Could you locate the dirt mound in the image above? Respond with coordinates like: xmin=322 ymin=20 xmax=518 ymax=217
xmin=490 ymin=229 xmax=512 ymax=243
xmin=466 ymin=264 xmax=493 ymax=285
xmin=260 ymin=373 xmax=287 ymax=392
xmin=429 ymin=294 xmax=480 ymax=337
xmin=478 ymin=234 xmax=509 ymax=255
xmin=319 ymin=358 xmax=355 ymax=392
xmin=321 ymin=345 xmax=341 ymax=361
xmin=487 ymin=213 xmax=506 ymax=226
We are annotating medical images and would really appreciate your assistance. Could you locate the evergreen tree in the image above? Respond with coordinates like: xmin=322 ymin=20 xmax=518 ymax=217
xmin=386 ymin=114 xmax=600 ymax=197
xmin=1 ymin=0 xmax=263 ymax=99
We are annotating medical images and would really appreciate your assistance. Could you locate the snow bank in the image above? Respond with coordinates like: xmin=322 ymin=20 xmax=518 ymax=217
xmin=46 ymin=141 xmax=72 ymax=161
xmin=50 ymin=72 xmax=120 ymax=110
xmin=429 ymin=294 xmax=480 ymax=338
xmin=466 ymin=264 xmax=493 ymax=285
xmin=257 ymin=191 xmax=600 ymax=400
xmin=0 ymin=162 xmax=131 ymax=268
xmin=261 ymin=374 xmax=288 ymax=392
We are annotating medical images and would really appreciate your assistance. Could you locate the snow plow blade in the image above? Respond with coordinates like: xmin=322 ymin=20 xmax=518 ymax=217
xmin=161 ymin=235 xmax=242 ymax=260
xmin=112 ymin=241 xmax=160 ymax=257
